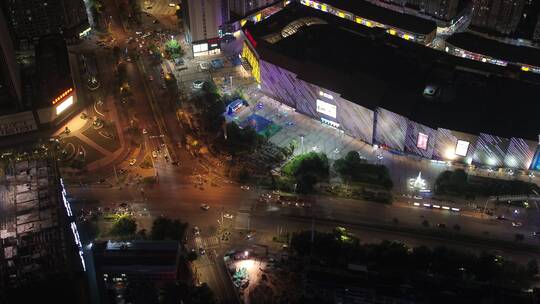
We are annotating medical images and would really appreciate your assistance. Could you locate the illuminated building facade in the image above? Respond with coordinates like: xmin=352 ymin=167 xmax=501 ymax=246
xmin=298 ymin=0 xmax=437 ymax=45
xmin=35 ymin=35 xmax=77 ymax=125
xmin=184 ymin=0 xmax=229 ymax=56
xmin=242 ymin=2 xmax=540 ymax=171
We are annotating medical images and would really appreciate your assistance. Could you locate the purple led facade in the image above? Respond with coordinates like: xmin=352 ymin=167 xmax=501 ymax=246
xmin=258 ymin=58 xmax=540 ymax=170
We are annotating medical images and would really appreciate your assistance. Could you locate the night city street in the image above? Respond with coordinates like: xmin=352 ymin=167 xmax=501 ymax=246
xmin=4 ymin=0 xmax=540 ymax=303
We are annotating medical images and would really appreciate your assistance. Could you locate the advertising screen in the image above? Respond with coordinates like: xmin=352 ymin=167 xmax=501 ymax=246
xmin=455 ymin=140 xmax=469 ymax=157
xmin=316 ymin=99 xmax=337 ymax=118
xmin=417 ymin=132 xmax=428 ymax=150
xmin=56 ymin=95 xmax=73 ymax=115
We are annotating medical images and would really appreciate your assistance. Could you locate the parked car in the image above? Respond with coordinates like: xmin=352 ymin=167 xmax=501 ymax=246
xmin=240 ymin=185 xmax=250 ymax=190
xmin=129 ymin=158 xmax=136 ymax=166
xmin=223 ymin=213 xmax=233 ymax=219
xmin=512 ymin=221 xmax=523 ymax=227
xmin=193 ymin=226 xmax=200 ymax=236
xmin=200 ymin=203 xmax=210 ymax=211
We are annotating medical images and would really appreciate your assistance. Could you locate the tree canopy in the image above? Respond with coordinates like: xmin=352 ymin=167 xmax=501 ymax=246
xmin=150 ymin=216 xmax=188 ymax=241
xmin=282 ymin=152 xmax=329 ymax=193
xmin=110 ymin=215 xmax=137 ymax=237
xmin=334 ymin=151 xmax=393 ymax=189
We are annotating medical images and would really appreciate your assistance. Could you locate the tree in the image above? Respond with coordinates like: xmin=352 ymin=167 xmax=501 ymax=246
xmin=110 ymin=215 xmax=137 ymax=236
xmin=222 ymin=123 xmax=263 ymax=154
xmin=165 ymin=39 xmax=184 ymax=59
xmin=282 ymin=152 xmax=329 ymax=193
xmin=334 ymin=151 xmax=393 ymax=189
xmin=150 ymin=216 xmax=188 ymax=241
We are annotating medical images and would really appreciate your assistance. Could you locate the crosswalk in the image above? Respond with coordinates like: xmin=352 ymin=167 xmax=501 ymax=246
xmin=188 ymin=236 xmax=220 ymax=250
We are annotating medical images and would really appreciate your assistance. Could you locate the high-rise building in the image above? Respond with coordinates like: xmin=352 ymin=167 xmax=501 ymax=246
xmin=0 ymin=7 xmax=22 ymax=110
xmin=229 ymin=0 xmax=280 ymax=17
xmin=183 ymin=0 xmax=229 ymax=56
xmin=1 ymin=0 xmax=89 ymax=50
xmin=470 ymin=0 xmax=526 ymax=35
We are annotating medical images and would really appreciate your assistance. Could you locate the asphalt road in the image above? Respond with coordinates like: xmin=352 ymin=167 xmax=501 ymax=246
xmin=67 ymin=0 xmax=540 ymax=302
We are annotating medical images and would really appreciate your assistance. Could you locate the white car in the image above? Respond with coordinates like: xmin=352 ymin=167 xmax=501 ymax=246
xmin=152 ymin=151 xmax=157 ymax=158
xmin=129 ymin=158 xmax=136 ymax=166
xmin=200 ymin=203 xmax=210 ymax=211
xmin=142 ymin=128 xmax=148 ymax=135
xmin=193 ymin=226 xmax=200 ymax=236
xmin=240 ymin=185 xmax=250 ymax=190
xmin=192 ymin=80 xmax=204 ymax=89
xmin=512 ymin=221 xmax=523 ymax=227
xmin=223 ymin=213 xmax=233 ymax=219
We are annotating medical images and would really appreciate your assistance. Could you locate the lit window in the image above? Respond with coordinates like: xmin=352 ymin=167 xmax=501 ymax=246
xmin=416 ymin=133 xmax=428 ymax=150
xmin=455 ymin=140 xmax=469 ymax=157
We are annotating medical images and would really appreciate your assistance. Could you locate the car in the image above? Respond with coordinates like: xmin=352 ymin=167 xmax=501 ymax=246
xmin=512 ymin=221 xmax=523 ymax=227
xmin=496 ymin=215 xmax=508 ymax=220
xmin=192 ymin=80 xmax=204 ymax=89
xmin=531 ymin=231 xmax=540 ymax=237
xmin=148 ymin=75 xmax=153 ymax=81
xmin=198 ymin=247 xmax=206 ymax=255
xmin=377 ymin=154 xmax=384 ymax=160
xmin=200 ymin=203 xmax=210 ymax=211
xmin=223 ymin=213 xmax=233 ymax=219
xmin=193 ymin=226 xmax=200 ymax=236
xmin=169 ymin=3 xmax=177 ymax=7
xmin=161 ymin=83 xmax=167 ymax=89
xmin=437 ymin=223 xmax=446 ymax=228
xmin=152 ymin=151 xmax=158 ymax=158
xmin=129 ymin=158 xmax=136 ymax=166
xmin=142 ymin=128 xmax=148 ymax=134
xmin=199 ymin=62 xmax=211 ymax=70
xmin=240 ymin=185 xmax=250 ymax=190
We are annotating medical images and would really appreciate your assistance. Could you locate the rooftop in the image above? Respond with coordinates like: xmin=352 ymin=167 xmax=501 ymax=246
xmin=317 ymin=0 xmax=437 ymax=35
xmin=0 ymin=159 xmax=77 ymax=291
xmin=447 ymin=32 xmax=540 ymax=67
xmin=247 ymin=4 xmax=540 ymax=140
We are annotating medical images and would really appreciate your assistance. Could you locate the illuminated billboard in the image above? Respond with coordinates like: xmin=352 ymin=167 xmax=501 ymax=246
xmin=56 ymin=95 xmax=74 ymax=115
xmin=455 ymin=140 xmax=469 ymax=157
xmin=316 ymin=99 xmax=336 ymax=118
xmin=417 ymin=132 xmax=428 ymax=150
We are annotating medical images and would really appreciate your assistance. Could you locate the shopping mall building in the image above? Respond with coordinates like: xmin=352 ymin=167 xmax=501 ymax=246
xmin=240 ymin=1 xmax=540 ymax=172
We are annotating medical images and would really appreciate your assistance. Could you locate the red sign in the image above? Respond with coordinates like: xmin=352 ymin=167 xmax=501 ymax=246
xmin=244 ymin=29 xmax=257 ymax=47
